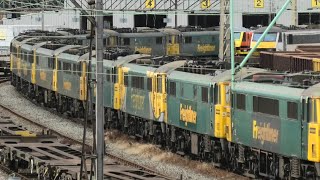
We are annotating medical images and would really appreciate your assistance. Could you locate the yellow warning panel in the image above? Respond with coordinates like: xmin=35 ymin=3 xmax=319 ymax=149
xmin=145 ymin=0 xmax=155 ymax=8
xmin=201 ymin=0 xmax=211 ymax=9
xmin=0 ymin=30 xmax=6 ymax=40
xmin=312 ymin=0 xmax=320 ymax=8
xmin=254 ymin=0 xmax=264 ymax=8
xmin=15 ymin=131 xmax=37 ymax=137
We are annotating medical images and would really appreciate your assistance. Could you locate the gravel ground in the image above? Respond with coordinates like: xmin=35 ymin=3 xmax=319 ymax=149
xmin=0 ymin=171 xmax=8 ymax=180
xmin=0 ymin=82 xmax=246 ymax=180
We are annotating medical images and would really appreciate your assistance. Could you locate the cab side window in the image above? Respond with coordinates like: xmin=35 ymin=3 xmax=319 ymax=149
xmin=202 ymin=87 xmax=208 ymax=103
xmin=253 ymin=96 xmax=279 ymax=116
xmin=287 ymin=102 xmax=298 ymax=120
xmin=236 ymin=94 xmax=246 ymax=110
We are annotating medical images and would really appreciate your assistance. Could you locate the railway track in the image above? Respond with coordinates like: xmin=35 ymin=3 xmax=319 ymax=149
xmin=0 ymin=163 xmax=29 ymax=180
xmin=0 ymin=72 xmax=9 ymax=83
xmin=0 ymin=103 xmax=173 ymax=180
xmin=0 ymin=81 xmax=247 ymax=180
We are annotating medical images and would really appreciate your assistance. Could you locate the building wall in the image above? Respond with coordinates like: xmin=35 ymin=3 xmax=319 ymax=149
xmin=4 ymin=0 xmax=319 ymax=29
xmin=3 ymin=10 xmax=81 ymax=30
xmin=65 ymin=0 xmax=316 ymax=13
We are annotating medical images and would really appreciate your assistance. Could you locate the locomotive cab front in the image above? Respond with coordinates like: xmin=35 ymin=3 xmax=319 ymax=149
xmin=306 ymin=98 xmax=320 ymax=163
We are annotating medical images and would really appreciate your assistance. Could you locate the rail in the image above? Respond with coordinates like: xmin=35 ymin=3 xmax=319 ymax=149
xmin=0 ymin=103 xmax=172 ymax=179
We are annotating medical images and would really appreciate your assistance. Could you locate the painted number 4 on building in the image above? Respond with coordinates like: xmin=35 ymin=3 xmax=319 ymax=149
xmin=145 ymin=0 xmax=155 ymax=8
xmin=312 ymin=0 xmax=320 ymax=8
xmin=201 ymin=0 xmax=211 ymax=9
xmin=254 ymin=0 xmax=264 ymax=8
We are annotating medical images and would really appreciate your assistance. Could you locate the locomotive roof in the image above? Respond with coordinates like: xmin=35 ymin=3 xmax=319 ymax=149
xmin=119 ymin=32 xmax=164 ymax=37
xmin=36 ymin=47 xmax=53 ymax=55
xmin=112 ymin=54 xmax=151 ymax=66
xmin=12 ymin=37 xmax=38 ymax=46
xmin=233 ymin=81 xmax=304 ymax=101
xmin=158 ymin=28 xmax=181 ymax=35
xmin=103 ymin=29 xmax=120 ymax=36
xmin=20 ymin=43 xmax=33 ymax=51
xmin=103 ymin=59 xmax=115 ymax=67
xmin=79 ymin=51 xmax=96 ymax=62
xmin=181 ymin=31 xmax=219 ymax=36
xmin=168 ymin=71 xmax=216 ymax=86
xmin=254 ymin=26 xmax=285 ymax=33
xmin=155 ymin=60 xmax=187 ymax=74
xmin=58 ymin=53 xmax=80 ymax=62
xmin=124 ymin=63 xmax=156 ymax=74
xmin=234 ymin=27 xmax=250 ymax=32
xmin=302 ymin=83 xmax=320 ymax=98
xmin=214 ymin=67 xmax=267 ymax=82
xmin=167 ymin=67 xmax=267 ymax=86
xmin=282 ymin=29 xmax=320 ymax=35
xmin=53 ymin=45 xmax=82 ymax=56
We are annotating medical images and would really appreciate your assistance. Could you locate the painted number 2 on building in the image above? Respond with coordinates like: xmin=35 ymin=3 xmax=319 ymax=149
xmin=312 ymin=0 xmax=320 ymax=8
xmin=254 ymin=0 xmax=264 ymax=8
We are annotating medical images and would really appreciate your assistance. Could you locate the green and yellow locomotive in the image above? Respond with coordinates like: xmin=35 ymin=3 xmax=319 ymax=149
xmin=10 ymin=30 xmax=320 ymax=179
xmin=116 ymin=27 xmax=220 ymax=57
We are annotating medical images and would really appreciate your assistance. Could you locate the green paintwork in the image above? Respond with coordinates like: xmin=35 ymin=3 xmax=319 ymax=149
xmin=180 ymin=31 xmax=219 ymax=57
xmin=35 ymin=48 xmax=54 ymax=90
xmin=119 ymin=33 xmax=166 ymax=56
xmin=122 ymin=63 xmax=155 ymax=120
xmin=20 ymin=46 xmax=33 ymax=82
xmin=232 ymin=81 xmax=306 ymax=160
xmin=167 ymin=71 xmax=215 ymax=136
xmin=57 ymin=53 xmax=81 ymax=100
xmin=103 ymin=60 xmax=114 ymax=108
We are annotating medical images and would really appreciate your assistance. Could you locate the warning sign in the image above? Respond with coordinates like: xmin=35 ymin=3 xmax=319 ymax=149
xmin=145 ymin=0 xmax=155 ymax=8
xmin=312 ymin=0 xmax=320 ymax=8
xmin=254 ymin=0 xmax=264 ymax=8
xmin=201 ymin=0 xmax=211 ymax=9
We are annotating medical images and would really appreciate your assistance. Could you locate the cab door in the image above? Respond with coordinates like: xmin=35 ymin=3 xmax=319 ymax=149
xmin=113 ymin=66 xmax=128 ymax=110
xmin=31 ymin=50 xmax=37 ymax=84
xmin=307 ymin=98 xmax=320 ymax=163
xmin=214 ymin=82 xmax=231 ymax=141
xmin=107 ymin=36 xmax=118 ymax=47
xmin=52 ymin=57 xmax=58 ymax=91
xmin=276 ymin=32 xmax=283 ymax=51
xmin=152 ymin=73 xmax=167 ymax=122
xmin=17 ymin=46 xmax=21 ymax=76
xmin=79 ymin=61 xmax=87 ymax=101
xmin=166 ymin=35 xmax=180 ymax=56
